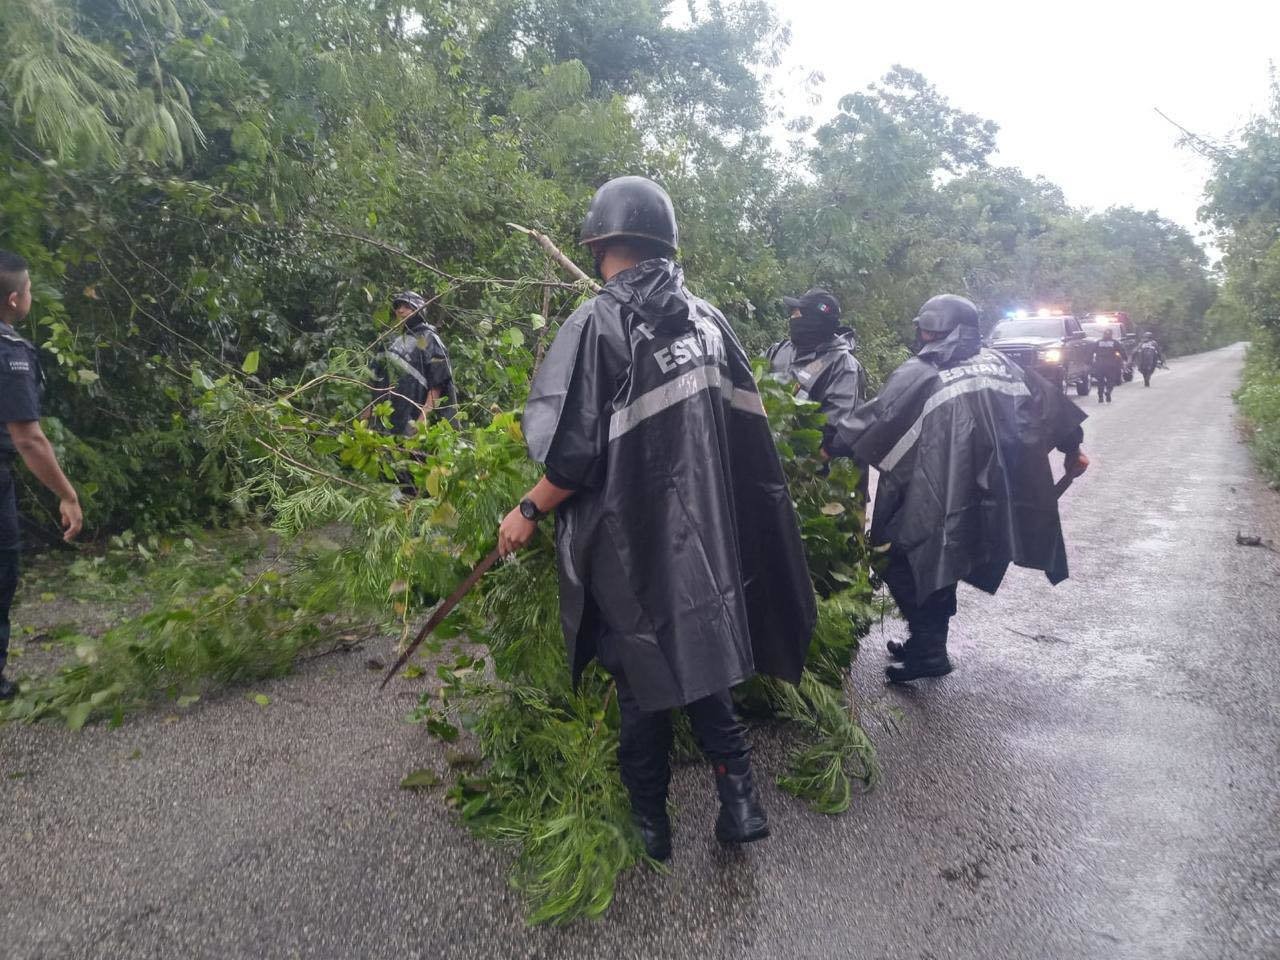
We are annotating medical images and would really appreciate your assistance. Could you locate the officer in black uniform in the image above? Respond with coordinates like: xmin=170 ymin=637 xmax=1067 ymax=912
xmin=1090 ymin=328 xmax=1127 ymax=403
xmin=766 ymin=288 xmax=868 ymax=493
xmin=368 ymin=291 xmax=457 ymax=433
xmin=495 ymin=177 xmax=815 ymax=860
xmin=0 ymin=251 xmax=83 ymax=701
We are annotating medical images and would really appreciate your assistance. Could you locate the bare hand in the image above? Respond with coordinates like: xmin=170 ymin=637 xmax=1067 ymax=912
xmin=1066 ymin=451 xmax=1090 ymax=478
xmin=498 ymin=506 xmax=537 ymax=557
xmin=819 ymin=447 xmax=831 ymax=462
xmin=60 ymin=497 xmax=83 ymax=542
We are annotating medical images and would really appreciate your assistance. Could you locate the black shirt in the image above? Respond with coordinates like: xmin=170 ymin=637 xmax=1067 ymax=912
xmin=370 ymin=322 xmax=457 ymax=434
xmin=0 ymin=323 xmax=43 ymax=458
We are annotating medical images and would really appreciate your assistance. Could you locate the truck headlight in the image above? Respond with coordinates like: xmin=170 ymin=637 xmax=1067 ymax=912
xmin=1039 ymin=348 xmax=1062 ymax=363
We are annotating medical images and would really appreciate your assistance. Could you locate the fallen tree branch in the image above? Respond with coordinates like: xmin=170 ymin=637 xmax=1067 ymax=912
xmin=253 ymin=438 xmax=374 ymax=492
xmin=506 ymin=223 xmax=600 ymax=291
xmin=326 ymin=228 xmax=461 ymax=282
xmin=327 ymin=228 xmax=580 ymax=290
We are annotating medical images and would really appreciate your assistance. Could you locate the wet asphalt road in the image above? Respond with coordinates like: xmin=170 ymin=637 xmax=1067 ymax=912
xmin=3 ymin=343 xmax=1278 ymax=959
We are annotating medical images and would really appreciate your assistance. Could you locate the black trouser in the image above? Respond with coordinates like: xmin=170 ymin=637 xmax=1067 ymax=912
xmin=613 ymin=672 xmax=748 ymax=817
xmin=0 ymin=467 xmax=20 ymax=676
xmin=0 ymin=549 xmax=17 ymax=676
xmin=879 ymin=550 xmax=957 ymax=657
xmin=1095 ymin=370 xmax=1118 ymax=401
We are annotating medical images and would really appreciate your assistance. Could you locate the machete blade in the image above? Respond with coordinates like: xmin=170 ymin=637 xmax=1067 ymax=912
xmin=379 ymin=545 xmax=502 ymax=690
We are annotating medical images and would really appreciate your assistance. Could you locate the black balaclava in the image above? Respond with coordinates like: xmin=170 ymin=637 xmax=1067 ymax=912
xmin=785 ymin=288 xmax=841 ymax=351
xmin=790 ymin=313 xmax=839 ymax=350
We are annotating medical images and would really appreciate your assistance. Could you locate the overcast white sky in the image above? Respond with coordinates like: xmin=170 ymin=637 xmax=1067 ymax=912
xmin=770 ymin=0 xmax=1278 ymax=251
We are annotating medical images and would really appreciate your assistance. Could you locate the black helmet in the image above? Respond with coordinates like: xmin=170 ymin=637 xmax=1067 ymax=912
xmin=914 ymin=294 xmax=979 ymax=334
xmin=579 ymin=176 xmax=678 ymax=253
xmin=391 ymin=290 xmax=426 ymax=312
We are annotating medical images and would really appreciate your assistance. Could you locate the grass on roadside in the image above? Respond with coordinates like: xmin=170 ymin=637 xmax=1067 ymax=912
xmin=1236 ymin=340 xmax=1280 ymax=487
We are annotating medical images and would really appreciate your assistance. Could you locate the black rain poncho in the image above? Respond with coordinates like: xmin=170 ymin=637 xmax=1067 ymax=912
xmin=371 ymin=322 xmax=457 ymax=433
xmin=765 ymin=329 xmax=867 ymax=449
xmin=523 ymin=259 xmax=816 ymax=711
xmin=831 ymin=330 xmax=1086 ymax=601
xmin=1134 ymin=339 xmax=1162 ymax=374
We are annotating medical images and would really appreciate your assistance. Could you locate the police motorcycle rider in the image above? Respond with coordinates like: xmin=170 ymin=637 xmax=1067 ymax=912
xmin=367 ymin=290 xmax=457 ymax=434
xmin=496 ymin=177 xmax=816 ymax=861
xmin=766 ymin=288 xmax=868 ymax=494
xmin=1090 ymin=327 xmax=1127 ymax=403
xmin=1133 ymin=331 xmax=1164 ymax=387
xmin=826 ymin=295 xmax=1089 ymax=683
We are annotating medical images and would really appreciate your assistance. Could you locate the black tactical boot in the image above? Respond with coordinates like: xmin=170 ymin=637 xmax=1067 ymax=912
xmin=713 ymin=759 xmax=770 ymax=844
xmin=0 ymin=673 xmax=16 ymax=702
xmin=886 ymin=624 xmax=952 ymax=683
xmin=632 ymin=809 xmax=672 ymax=861
xmin=888 ymin=616 xmax=948 ymax=661
xmin=885 ymin=653 xmax=953 ymax=683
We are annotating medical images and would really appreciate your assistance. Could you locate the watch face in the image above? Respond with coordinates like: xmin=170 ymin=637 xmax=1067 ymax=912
xmin=520 ymin=500 xmax=538 ymax=520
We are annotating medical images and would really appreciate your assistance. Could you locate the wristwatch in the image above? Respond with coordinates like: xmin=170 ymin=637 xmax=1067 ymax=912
xmin=518 ymin=498 xmax=547 ymax=522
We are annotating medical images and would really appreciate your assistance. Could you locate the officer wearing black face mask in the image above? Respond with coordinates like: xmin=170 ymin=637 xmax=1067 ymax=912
xmin=766 ymin=289 xmax=868 ymax=487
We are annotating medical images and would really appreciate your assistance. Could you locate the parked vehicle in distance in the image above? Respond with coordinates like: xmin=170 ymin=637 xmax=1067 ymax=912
xmin=986 ymin=313 xmax=1093 ymax=395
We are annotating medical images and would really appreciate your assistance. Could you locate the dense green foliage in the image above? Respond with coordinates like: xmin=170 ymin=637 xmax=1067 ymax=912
xmin=1201 ymin=75 xmax=1280 ymax=482
xmin=1 ymin=0 xmax=1221 ymax=535
xmin=1236 ymin=341 xmax=1280 ymax=486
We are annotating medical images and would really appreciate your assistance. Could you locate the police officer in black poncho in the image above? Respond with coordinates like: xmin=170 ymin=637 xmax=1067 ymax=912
xmin=368 ymin=291 xmax=457 ymax=433
xmin=766 ymin=288 xmax=868 ymax=492
xmin=827 ymin=295 xmax=1090 ymax=683
xmin=1134 ymin=331 xmax=1164 ymax=387
xmin=496 ymin=177 xmax=816 ymax=861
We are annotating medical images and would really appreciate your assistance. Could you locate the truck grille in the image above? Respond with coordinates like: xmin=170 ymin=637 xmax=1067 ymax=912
xmin=1000 ymin=348 xmax=1037 ymax=370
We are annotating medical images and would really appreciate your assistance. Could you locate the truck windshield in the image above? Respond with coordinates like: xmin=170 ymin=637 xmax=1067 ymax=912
xmin=1080 ymin=323 xmax=1118 ymax=339
xmin=990 ymin=319 xmax=1062 ymax=339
